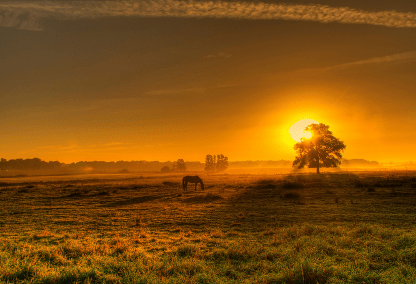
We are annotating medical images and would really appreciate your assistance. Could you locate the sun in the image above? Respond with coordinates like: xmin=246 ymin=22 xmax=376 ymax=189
xmin=289 ymin=119 xmax=319 ymax=142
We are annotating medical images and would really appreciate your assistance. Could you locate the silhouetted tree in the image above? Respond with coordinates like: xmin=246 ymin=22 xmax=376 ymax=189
xmin=293 ymin=123 xmax=346 ymax=174
xmin=173 ymin=159 xmax=186 ymax=172
xmin=205 ymin=154 xmax=229 ymax=172
xmin=205 ymin=155 xmax=215 ymax=172
xmin=216 ymin=154 xmax=229 ymax=172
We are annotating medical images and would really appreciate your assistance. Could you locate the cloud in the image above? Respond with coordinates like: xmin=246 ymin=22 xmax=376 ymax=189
xmin=145 ymin=87 xmax=206 ymax=95
xmin=1 ymin=0 xmax=416 ymax=31
xmin=328 ymin=51 xmax=416 ymax=70
xmin=204 ymin=52 xmax=232 ymax=59
xmin=288 ymin=50 xmax=416 ymax=75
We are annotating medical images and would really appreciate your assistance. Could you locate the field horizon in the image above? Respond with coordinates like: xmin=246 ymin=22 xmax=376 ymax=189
xmin=1 ymin=170 xmax=415 ymax=283
xmin=3 ymin=0 xmax=416 ymax=282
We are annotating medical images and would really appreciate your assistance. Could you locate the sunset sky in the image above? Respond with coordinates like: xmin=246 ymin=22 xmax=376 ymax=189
xmin=1 ymin=0 xmax=416 ymax=164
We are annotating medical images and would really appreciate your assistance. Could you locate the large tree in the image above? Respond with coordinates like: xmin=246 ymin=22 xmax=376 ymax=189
xmin=293 ymin=123 xmax=346 ymax=174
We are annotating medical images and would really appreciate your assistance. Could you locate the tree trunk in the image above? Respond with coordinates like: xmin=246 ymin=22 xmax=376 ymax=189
xmin=316 ymin=141 xmax=320 ymax=174
xmin=317 ymin=156 xmax=320 ymax=174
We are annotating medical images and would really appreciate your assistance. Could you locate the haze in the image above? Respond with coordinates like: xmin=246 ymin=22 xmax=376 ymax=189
xmin=1 ymin=0 xmax=416 ymax=164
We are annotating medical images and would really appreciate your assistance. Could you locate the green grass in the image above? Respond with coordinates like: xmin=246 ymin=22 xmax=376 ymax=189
xmin=0 ymin=171 xmax=416 ymax=283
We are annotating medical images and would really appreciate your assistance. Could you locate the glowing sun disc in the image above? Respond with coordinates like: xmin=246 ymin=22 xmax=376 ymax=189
xmin=289 ymin=119 xmax=319 ymax=142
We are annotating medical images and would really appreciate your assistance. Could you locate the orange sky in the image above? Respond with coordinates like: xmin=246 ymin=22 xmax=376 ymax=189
xmin=1 ymin=0 xmax=416 ymax=163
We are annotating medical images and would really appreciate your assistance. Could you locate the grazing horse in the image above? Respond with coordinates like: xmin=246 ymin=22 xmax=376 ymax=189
xmin=182 ymin=176 xmax=204 ymax=191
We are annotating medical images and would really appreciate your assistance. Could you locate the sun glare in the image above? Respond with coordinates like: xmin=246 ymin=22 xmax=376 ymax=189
xmin=289 ymin=119 xmax=319 ymax=142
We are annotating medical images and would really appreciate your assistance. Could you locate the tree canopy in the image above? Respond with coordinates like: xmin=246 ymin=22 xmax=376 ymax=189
xmin=205 ymin=154 xmax=229 ymax=172
xmin=293 ymin=123 xmax=346 ymax=174
xmin=172 ymin=159 xmax=187 ymax=172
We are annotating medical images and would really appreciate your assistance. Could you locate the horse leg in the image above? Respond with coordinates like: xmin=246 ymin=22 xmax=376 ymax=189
xmin=195 ymin=183 xmax=197 ymax=191
xmin=184 ymin=181 xmax=187 ymax=191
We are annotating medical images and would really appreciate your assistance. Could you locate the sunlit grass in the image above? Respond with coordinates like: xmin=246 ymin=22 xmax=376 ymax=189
xmin=0 ymin=171 xmax=416 ymax=283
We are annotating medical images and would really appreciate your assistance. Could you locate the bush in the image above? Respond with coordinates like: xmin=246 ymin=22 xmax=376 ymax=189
xmin=161 ymin=166 xmax=171 ymax=173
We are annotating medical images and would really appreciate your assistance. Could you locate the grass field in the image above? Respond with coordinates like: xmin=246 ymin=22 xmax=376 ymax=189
xmin=1 ymin=170 xmax=415 ymax=283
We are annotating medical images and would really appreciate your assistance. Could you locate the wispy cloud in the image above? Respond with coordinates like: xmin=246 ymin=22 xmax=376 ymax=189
xmin=286 ymin=50 xmax=416 ymax=76
xmin=1 ymin=0 xmax=416 ymax=31
xmin=145 ymin=87 xmax=206 ymax=95
xmin=204 ymin=52 xmax=232 ymax=59
xmin=327 ymin=51 xmax=416 ymax=70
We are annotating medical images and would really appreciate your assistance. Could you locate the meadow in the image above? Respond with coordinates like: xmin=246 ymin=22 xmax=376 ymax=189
xmin=0 ymin=170 xmax=415 ymax=283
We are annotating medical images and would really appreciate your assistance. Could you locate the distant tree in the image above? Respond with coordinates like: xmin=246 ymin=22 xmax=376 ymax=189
xmin=293 ymin=123 xmax=346 ymax=174
xmin=172 ymin=159 xmax=186 ymax=172
xmin=216 ymin=154 xmax=229 ymax=172
xmin=161 ymin=166 xmax=171 ymax=173
xmin=205 ymin=155 xmax=215 ymax=172
xmin=0 ymin=158 xmax=7 ymax=170
xmin=205 ymin=154 xmax=228 ymax=172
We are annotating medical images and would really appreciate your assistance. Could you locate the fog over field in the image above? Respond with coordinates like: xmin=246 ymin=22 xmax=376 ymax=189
xmin=1 ymin=0 xmax=416 ymax=163
xmin=2 ymin=0 xmax=416 ymax=282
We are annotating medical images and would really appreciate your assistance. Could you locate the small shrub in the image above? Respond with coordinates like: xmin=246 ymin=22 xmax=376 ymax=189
xmin=161 ymin=166 xmax=171 ymax=173
xmin=367 ymin=187 xmax=376 ymax=192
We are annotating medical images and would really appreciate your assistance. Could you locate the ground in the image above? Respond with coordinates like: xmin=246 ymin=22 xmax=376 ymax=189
xmin=0 ymin=170 xmax=415 ymax=283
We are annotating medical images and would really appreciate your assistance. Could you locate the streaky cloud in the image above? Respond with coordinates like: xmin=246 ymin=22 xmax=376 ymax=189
xmin=329 ymin=51 xmax=416 ymax=69
xmin=290 ymin=51 xmax=416 ymax=74
xmin=1 ymin=1 xmax=416 ymax=31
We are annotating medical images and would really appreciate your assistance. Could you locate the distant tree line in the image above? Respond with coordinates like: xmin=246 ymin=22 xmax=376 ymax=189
xmin=0 ymin=158 xmax=61 ymax=171
xmin=67 ymin=160 xmax=194 ymax=172
xmin=0 ymin=157 xmax=380 ymax=172
xmin=340 ymin=159 xmax=379 ymax=167
xmin=160 ymin=159 xmax=187 ymax=173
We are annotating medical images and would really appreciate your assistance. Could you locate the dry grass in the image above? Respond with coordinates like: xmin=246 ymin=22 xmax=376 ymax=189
xmin=0 ymin=170 xmax=416 ymax=283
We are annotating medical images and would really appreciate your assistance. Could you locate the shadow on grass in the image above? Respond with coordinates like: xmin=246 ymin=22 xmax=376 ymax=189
xmin=105 ymin=195 xmax=163 ymax=207
xmin=183 ymin=193 xmax=222 ymax=203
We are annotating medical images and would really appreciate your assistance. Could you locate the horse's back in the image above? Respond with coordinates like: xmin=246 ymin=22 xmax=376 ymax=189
xmin=183 ymin=175 xmax=201 ymax=182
